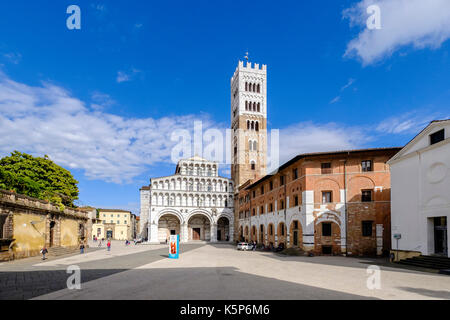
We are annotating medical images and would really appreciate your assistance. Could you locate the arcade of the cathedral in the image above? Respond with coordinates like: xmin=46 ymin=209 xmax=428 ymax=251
xmin=140 ymin=156 xmax=235 ymax=243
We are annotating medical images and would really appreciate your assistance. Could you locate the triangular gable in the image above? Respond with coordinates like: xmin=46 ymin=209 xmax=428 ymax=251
xmin=388 ymin=120 xmax=450 ymax=163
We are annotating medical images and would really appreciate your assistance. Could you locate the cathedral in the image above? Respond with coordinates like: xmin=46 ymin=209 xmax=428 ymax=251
xmin=139 ymin=60 xmax=267 ymax=243
xmin=139 ymin=156 xmax=235 ymax=243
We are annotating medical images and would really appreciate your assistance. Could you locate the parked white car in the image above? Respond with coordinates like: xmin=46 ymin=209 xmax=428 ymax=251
xmin=237 ymin=242 xmax=252 ymax=251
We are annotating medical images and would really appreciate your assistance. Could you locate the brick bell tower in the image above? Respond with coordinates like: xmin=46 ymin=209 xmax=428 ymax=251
xmin=231 ymin=59 xmax=268 ymax=189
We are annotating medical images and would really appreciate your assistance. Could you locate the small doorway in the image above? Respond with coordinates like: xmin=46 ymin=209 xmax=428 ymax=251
xmin=49 ymin=221 xmax=55 ymax=247
xmin=106 ymin=230 xmax=113 ymax=239
xmin=293 ymin=230 xmax=299 ymax=247
xmin=217 ymin=230 xmax=222 ymax=241
xmin=193 ymin=228 xmax=201 ymax=240
xmin=434 ymin=217 xmax=448 ymax=256
xmin=170 ymin=230 xmax=176 ymax=236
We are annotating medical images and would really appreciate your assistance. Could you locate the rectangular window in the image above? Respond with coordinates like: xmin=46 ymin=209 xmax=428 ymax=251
xmin=117 ymin=220 xmax=120 ymax=224
xmin=280 ymin=175 xmax=285 ymax=186
xmin=362 ymin=221 xmax=373 ymax=237
xmin=294 ymin=195 xmax=299 ymax=206
xmin=280 ymin=200 xmax=285 ymax=210
xmin=269 ymin=203 xmax=273 ymax=212
xmin=361 ymin=190 xmax=373 ymax=202
xmin=430 ymin=129 xmax=445 ymax=145
xmin=362 ymin=160 xmax=373 ymax=172
xmin=322 ymin=223 xmax=332 ymax=236
xmin=269 ymin=181 xmax=273 ymax=190
xmin=124 ymin=221 xmax=127 ymax=224
xmin=252 ymin=190 xmax=256 ymax=198
xmin=260 ymin=206 xmax=264 ymax=214
xmin=293 ymin=168 xmax=298 ymax=180
xmin=321 ymin=163 xmax=332 ymax=174
xmin=322 ymin=191 xmax=332 ymax=204
xmin=260 ymin=186 xmax=264 ymax=195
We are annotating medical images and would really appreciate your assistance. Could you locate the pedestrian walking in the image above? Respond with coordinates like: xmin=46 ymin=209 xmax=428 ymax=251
xmin=107 ymin=240 xmax=111 ymax=251
xmin=98 ymin=239 xmax=102 ymax=247
xmin=40 ymin=246 xmax=48 ymax=260
xmin=80 ymin=242 xmax=85 ymax=254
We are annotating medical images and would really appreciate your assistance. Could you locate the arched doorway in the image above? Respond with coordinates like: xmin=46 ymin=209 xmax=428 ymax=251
xmin=244 ymin=226 xmax=249 ymax=242
xmin=49 ymin=221 xmax=56 ymax=247
xmin=315 ymin=220 xmax=341 ymax=255
xmin=277 ymin=222 xmax=286 ymax=247
xmin=267 ymin=223 xmax=275 ymax=247
xmin=188 ymin=214 xmax=211 ymax=241
xmin=158 ymin=214 xmax=181 ymax=243
xmin=217 ymin=217 xmax=230 ymax=241
xmin=251 ymin=226 xmax=257 ymax=242
xmin=259 ymin=225 xmax=265 ymax=244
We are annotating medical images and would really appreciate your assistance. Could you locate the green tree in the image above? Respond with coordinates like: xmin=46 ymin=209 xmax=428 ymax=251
xmin=0 ymin=151 xmax=79 ymax=207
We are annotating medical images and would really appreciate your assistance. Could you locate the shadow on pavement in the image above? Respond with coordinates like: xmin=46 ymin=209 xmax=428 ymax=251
xmin=31 ymin=266 xmax=378 ymax=300
xmin=396 ymin=287 xmax=450 ymax=299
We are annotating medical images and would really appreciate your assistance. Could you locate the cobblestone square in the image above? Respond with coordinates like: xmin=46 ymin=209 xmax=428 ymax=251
xmin=0 ymin=241 xmax=449 ymax=300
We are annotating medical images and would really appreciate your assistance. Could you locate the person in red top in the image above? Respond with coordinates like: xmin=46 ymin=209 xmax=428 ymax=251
xmin=107 ymin=240 xmax=111 ymax=251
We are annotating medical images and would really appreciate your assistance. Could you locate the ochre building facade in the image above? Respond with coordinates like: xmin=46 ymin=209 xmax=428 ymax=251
xmin=0 ymin=190 xmax=88 ymax=261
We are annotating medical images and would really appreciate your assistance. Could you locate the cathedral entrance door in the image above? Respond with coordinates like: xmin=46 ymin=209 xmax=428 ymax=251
xmin=193 ymin=228 xmax=201 ymax=240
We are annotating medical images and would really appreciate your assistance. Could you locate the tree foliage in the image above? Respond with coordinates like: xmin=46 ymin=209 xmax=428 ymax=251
xmin=0 ymin=151 xmax=79 ymax=207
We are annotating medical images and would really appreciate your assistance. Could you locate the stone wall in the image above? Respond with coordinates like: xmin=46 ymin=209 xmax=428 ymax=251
xmin=0 ymin=189 xmax=88 ymax=261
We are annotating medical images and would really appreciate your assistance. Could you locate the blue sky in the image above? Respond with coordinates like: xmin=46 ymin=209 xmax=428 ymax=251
xmin=0 ymin=0 xmax=449 ymax=214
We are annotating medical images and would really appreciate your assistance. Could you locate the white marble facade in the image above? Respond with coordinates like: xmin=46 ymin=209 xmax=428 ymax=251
xmin=140 ymin=156 xmax=234 ymax=243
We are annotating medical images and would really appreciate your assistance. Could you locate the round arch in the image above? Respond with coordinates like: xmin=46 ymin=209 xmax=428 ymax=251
xmin=187 ymin=210 xmax=212 ymax=241
xmin=155 ymin=209 xmax=185 ymax=225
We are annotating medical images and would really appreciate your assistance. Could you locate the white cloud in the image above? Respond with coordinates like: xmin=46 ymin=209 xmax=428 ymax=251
xmin=3 ymin=52 xmax=22 ymax=64
xmin=329 ymin=78 xmax=356 ymax=104
xmin=343 ymin=0 xmax=450 ymax=65
xmin=341 ymin=78 xmax=356 ymax=91
xmin=90 ymin=91 xmax=116 ymax=110
xmin=376 ymin=109 xmax=450 ymax=134
xmin=116 ymin=68 xmax=140 ymax=83
xmin=0 ymin=73 xmax=217 ymax=184
xmin=279 ymin=122 xmax=370 ymax=164
xmin=329 ymin=96 xmax=340 ymax=104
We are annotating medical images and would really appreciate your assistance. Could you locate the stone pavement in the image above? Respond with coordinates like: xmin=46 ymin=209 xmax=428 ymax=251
xmin=1 ymin=242 xmax=450 ymax=300
xmin=0 ymin=241 xmax=202 ymax=300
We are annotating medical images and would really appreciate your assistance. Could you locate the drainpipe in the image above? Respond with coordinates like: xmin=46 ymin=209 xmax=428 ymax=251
xmin=284 ymin=175 xmax=287 ymax=244
xmin=249 ymin=190 xmax=252 ymax=242
xmin=344 ymin=155 xmax=349 ymax=256
xmin=147 ymin=179 xmax=152 ymax=243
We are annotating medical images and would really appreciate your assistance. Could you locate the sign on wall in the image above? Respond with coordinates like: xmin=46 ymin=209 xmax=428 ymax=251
xmin=169 ymin=235 xmax=179 ymax=259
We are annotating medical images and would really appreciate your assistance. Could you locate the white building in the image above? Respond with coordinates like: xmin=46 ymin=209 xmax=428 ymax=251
xmin=388 ymin=120 xmax=449 ymax=258
xmin=140 ymin=156 xmax=234 ymax=243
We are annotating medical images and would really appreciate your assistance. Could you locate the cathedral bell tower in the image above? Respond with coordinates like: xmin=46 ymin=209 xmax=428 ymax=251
xmin=230 ymin=60 xmax=268 ymax=189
